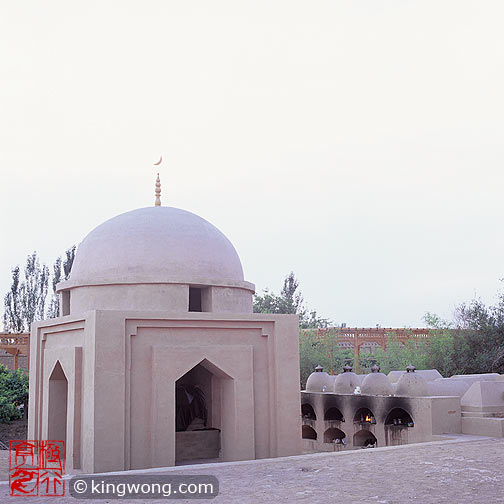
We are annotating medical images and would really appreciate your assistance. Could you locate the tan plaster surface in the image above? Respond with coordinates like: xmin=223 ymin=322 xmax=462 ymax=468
xmin=1 ymin=435 xmax=503 ymax=503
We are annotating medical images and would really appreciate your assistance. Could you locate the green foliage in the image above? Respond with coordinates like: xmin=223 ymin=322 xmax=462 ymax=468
xmin=0 ymin=396 xmax=20 ymax=424
xmin=299 ymin=329 xmax=353 ymax=388
xmin=254 ymin=272 xmax=331 ymax=328
xmin=366 ymin=334 xmax=430 ymax=375
xmin=0 ymin=365 xmax=29 ymax=424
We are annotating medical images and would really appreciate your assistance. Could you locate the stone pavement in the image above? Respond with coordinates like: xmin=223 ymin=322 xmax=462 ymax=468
xmin=0 ymin=436 xmax=503 ymax=503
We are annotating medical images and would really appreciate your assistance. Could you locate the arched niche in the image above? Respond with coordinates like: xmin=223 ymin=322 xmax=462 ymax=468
xmin=385 ymin=408 xmax=414 ymax=427
xmin=301 ymin=403 xmax=316 ymax=421
xmin=324 ymin=407 xmax=344 ymax=422
xmin=323 ymin=427 xmax=346 ymax=444
xmin=302 ymin=425 xmax=317 ymax=440
xmin=48 ymin=361 xmax=69 ymax=447
xmin=353 ymin=407 xmax=376 ymax=425
xmin=353 ymin=429 xmax=377 ymax=448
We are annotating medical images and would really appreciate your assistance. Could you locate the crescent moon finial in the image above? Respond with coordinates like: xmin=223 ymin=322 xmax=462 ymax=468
xmin=154 ymin=156 xmax=163 ymax=166
xmin=155 ymin=173 xmax=161 ymax=206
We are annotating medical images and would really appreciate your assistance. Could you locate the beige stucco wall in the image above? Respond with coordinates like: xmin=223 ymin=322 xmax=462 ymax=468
xmin=62 ymin=283 xmax=254 ymax=315
xmin=28 ymin=310 xmax=301 ymax=473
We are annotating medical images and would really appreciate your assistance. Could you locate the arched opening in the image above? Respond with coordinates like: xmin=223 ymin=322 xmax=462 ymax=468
xmin=353 ymin=430 xmax=377 ymax=448
xmin=353 ymin=407 xmax=376 ymax=425
xmin=301 ymin=403 xmax=316 ymax=420
xmin=384 ymin=408 xmax=414 ymax=446
xmin=175 ymin=360 xmax=228 ymax=463
xmin=302 ymin=425 xmax=317 ymax=440
xmin=48 ymin=361 xmax=68 ymax=447
xmin=324 ymin=407 xmax=344 ymax=422
xmin=324 ymin=427 xmax=346 ymax=444
xmin=385 ymin=408 xmax=414 ymax=427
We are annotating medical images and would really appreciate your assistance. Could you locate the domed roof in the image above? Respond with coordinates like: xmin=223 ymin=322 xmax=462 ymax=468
xmin=333 ymin=362 xmax=360 ymax=394
xmin=395 ymin=366 xmax=429 ymax=397
xmin=333 ymin=372 xmax=360 ymax=394
xmin=361 ymin=367 xmax=393 ymax=396
xmin=66 ymin=206 xmax=249 ymax=288
xmin=306 ymin=365 xmax=335 ymax=393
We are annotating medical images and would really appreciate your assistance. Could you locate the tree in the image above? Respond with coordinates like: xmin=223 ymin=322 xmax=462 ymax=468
xmin=299 ymin=329 xmax=353 ymax=389
xmin=47 ymin=257 xmax=62 ymax=319
xmin=3 ymin=246 xmax=77 ymax=331
xmin=369 ymin=335 xmax=430 ymax=375
xmin=22 ymin=252 xmax=49 ymax=329
xmin=63 ymin=245 xmax=76 ymax=280
xmin=3 ymin=266 xmax=24 ymax=333
xmin=451 ymin=293 xmax=504 ymax=374
xmin=3 ymin=253 xmax=49 ymax=332
xmin=0 ymin=365 xmax=29 ymax=423
xmin=253 ymin=272 xmax=331 ymax=328
xmin=47 ymin=245 xmax=76 ymax=319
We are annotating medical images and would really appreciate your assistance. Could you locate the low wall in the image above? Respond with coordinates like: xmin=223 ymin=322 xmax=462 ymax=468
xmin=300 ymin=392 xmax=461 ymax=452
xmin=175 ymin=429 xmax=221 ymax=462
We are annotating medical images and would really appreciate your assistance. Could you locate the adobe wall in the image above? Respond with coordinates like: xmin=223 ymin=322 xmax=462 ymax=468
xmin=28 ymin=311 xmax=302 ymax=473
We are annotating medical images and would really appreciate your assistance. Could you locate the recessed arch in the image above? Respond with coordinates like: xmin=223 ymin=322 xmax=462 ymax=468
xmin=48 ymin=360 xmax=68 ymax=447
xmin=353 ymin=407 xmax=375 ymax=425
xmin=323 ymin=427 xmax=346 ymax=444
xmin=302 ymin=425 xmax=317 ymax=440
xmin=301 ymin=403 xmax=316 ymax=420
xmin=324 ymin=407 xmax=344 ymax=422
xmin=385 ymin=408 xmax=414 ymax=427
xmin=353 ymin=429 xmax=377 ymax=448
xmin=175 ymin=358 xmax=233 ymax=463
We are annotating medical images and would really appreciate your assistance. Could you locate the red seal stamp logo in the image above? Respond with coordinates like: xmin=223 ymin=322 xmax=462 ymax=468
xmin=9 ymin=440 xmax=65 ymax=497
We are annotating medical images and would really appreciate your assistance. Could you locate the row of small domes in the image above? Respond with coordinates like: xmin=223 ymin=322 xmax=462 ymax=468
xmin=306 ymin=364 xmax=428 ymax=396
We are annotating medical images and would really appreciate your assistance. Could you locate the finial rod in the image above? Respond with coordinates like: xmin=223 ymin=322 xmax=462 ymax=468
xmin=155 ymin=173 xmax=161 ymax=206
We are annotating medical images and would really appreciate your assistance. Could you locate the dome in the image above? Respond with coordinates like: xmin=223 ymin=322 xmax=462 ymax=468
xmin=361 ymin=364 xmax=393 ymax=396
xmin=68 ymin=206 xmax=247 ymax=287
xmin=395 ymin=366 xmax=429 ymax=397
xmin=306 ymin=365 xmax=334 ymax=393
xmin=333 ymin=372 xmax=360 ymax=394
xmin=333 ymin=362 xmax=360 ymax=394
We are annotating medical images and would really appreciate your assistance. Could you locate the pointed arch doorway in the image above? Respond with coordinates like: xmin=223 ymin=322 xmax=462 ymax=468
xmin=47 ymin=361 xmax=68 ymax=447
xmin=175 ymin=359 xmax=233 ymax=464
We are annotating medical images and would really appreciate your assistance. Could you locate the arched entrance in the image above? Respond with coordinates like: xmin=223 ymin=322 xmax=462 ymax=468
xmin=175 ymin=359 xmax=229 ymax=463
xmin=47 ymin=361 xmax=68 ymax=446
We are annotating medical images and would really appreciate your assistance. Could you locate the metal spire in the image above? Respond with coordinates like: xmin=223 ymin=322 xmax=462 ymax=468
xmin=155 ymin=173 xmax=161 ymax=206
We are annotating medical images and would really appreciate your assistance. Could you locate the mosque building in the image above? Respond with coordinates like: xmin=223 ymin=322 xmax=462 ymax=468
xmin=28 ymin=175 xmax=302 ymax=473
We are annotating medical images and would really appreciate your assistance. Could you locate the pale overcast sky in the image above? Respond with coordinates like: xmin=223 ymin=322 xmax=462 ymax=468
xmin=1 ymin=1 xmax=503 ymax=328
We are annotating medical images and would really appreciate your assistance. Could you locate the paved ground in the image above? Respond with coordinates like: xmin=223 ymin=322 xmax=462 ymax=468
xmin=0 ymin=436 xmax=503 ymax=503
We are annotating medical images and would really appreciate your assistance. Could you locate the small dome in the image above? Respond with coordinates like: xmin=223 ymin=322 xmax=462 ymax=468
xmin=334 ymin=372 xmax=360 ymax=394
xmin=395 ymin=366 xmax=428 ymax=397
xmin=306 ymin=365 xmax=334 ymax=392
xmin=361 ymin=364 xmax=393 ymax=396
xmin=68 ymin=206 xmax=246 ymax=287
xmin=333 ymin=362 xmax=360 ymax=394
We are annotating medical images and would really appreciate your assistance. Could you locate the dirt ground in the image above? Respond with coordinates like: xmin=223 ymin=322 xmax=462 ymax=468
xmin=0 ymin=419 xmax=28 ymax=482
xmin=0 ymin=419 xmax=27 ymax=450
